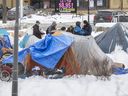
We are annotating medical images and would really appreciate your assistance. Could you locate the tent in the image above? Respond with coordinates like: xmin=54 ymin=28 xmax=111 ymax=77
xmin=0 ymin=29 xmax=12 ymax=58
xmin=0 ymin=28 xmax=9 ymax=36
xmin=2 ymin=32 xmax=114 ymax=76
xmin=95 ymin=23 xmax=128 ymax=53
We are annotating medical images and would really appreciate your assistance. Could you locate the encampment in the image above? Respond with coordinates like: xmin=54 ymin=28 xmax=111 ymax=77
xmin=1 ymin=32 xmax=115 ymax=79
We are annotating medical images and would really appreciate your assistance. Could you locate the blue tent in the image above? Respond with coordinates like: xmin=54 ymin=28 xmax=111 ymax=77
xmin=2 ymin=33 xmax=73 ymax=69
xmin=0 ymin=29 xmax=12 ymax=58
xmin=0 ymin=28 xmax=9 ymax=36
xmin=19 ymin=33 xmax=30 ymax=48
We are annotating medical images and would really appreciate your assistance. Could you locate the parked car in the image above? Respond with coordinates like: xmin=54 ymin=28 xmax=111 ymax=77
xmin=113 ymin=13 xmax=128 ymax=22
xmin=7 ymin=5 xmax=35 ymax=20
xmin=93 ymin=10 xmax=127 ymax=25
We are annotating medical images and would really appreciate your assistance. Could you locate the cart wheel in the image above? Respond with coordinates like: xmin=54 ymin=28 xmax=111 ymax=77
xmin=0 ymin=70 xmax=11 ymax=82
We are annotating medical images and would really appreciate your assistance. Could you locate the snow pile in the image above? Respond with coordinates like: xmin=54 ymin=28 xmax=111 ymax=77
xmin=107 ymin=46 xmax=128 ymax=67
xmin=0 ymin=74 xmax=128 ymax=96
xmin=20 ymin=14 xmax=95 ymax=29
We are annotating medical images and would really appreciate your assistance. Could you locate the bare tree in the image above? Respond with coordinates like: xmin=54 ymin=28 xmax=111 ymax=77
xmin=2 ymin=0 xmax=7 ymax=23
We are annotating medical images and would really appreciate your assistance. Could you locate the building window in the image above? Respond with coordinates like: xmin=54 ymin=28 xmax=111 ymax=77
xmin=96 ymin=0 xmax=108 ymax=9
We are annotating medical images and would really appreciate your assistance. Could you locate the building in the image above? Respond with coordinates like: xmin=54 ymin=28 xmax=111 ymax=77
xmin=109 ymin=0 xmax=128 ymax=9
xmin=0 ymin=0 xmax=128 ymax=10
xmin=0 ymin=0 xmax=30 ymax=8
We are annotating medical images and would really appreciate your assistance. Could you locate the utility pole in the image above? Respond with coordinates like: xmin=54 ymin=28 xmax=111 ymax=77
xmin=12 ymin=0 xmax=19 ymax=96
xmin=88 ymin=0 xmax=90 ymax=23
xmin=120 ymin=0 xmax=123 ymax=10
xmin=2 ymin=0 xmax=7 ymax=23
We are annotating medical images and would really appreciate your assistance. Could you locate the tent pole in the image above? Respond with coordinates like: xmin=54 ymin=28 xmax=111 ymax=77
xmin=12 ymin=0 xmax=19 ymax=96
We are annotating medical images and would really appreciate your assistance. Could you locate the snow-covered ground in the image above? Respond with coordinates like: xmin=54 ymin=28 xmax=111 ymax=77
xmin=0 ymin=13 xmax=95 ymax=30
xmin=0 ymin=13 xmax=128 ymax=96
xmin=1 ymin=73 xmax=128 ymax=96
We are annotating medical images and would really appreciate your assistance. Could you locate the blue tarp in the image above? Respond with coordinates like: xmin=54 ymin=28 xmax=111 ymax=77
xmin=2 ymin=35 xmax=12 ymax=48
xmin=0 ymin=34 xmax=12 ymax=58
xmin=2 ymin=48 xmax=29 ymax=64
xmin=2 ymin=34 xmax=73 ymax=69
xmin=0 ymin=28 xmax=9 ymax=35
xmin=112 ymin=68 xmax=128 ymax=75
xmin=19 ymin=33 xmax=30 ymax=48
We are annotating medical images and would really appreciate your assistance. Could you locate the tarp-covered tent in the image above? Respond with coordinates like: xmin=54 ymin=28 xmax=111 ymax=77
xmin=95 ymin=23 xmax=128 ymax=53
xmin=2 ymin=32 xmax=114 ymax=76
xmin=0 ymin=28 xmax=12 ymax=58
xmin=2 ymin=33 xmax=73 ymax=68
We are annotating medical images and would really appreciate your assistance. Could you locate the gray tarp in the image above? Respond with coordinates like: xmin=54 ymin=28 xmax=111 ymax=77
xmin=95 ymin=23 xmax=128 ymax=53
xmin=63 ymin=32 xmax=113 ymax=76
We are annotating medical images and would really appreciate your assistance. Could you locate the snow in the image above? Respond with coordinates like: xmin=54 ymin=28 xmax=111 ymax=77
xmin=95 ymin=22 xmax=116 ymax=28
xmin=1 ymin=73 xmax=128 ymax=96
xmin=107 ymin=46 xmax=128 ymax=68
xmin=21 ymin=14 xmax=94 ymax=24
xmin=0 ymin=13 xmax=128 ymax=96
xmin=20 ymin=14 xmax=95 ymax=30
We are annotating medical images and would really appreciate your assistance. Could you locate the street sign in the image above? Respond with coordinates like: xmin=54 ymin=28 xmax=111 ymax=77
xmin=55 ymin=0 xmax=77 ymax=13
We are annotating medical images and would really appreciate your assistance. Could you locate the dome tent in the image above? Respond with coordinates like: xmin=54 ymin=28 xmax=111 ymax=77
xmin=95 ymin=23 xmax=128 ymax=53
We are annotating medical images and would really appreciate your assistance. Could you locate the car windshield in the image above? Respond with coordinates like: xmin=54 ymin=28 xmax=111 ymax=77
xmin=98 ymin=11 xmax=112 ymax=15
